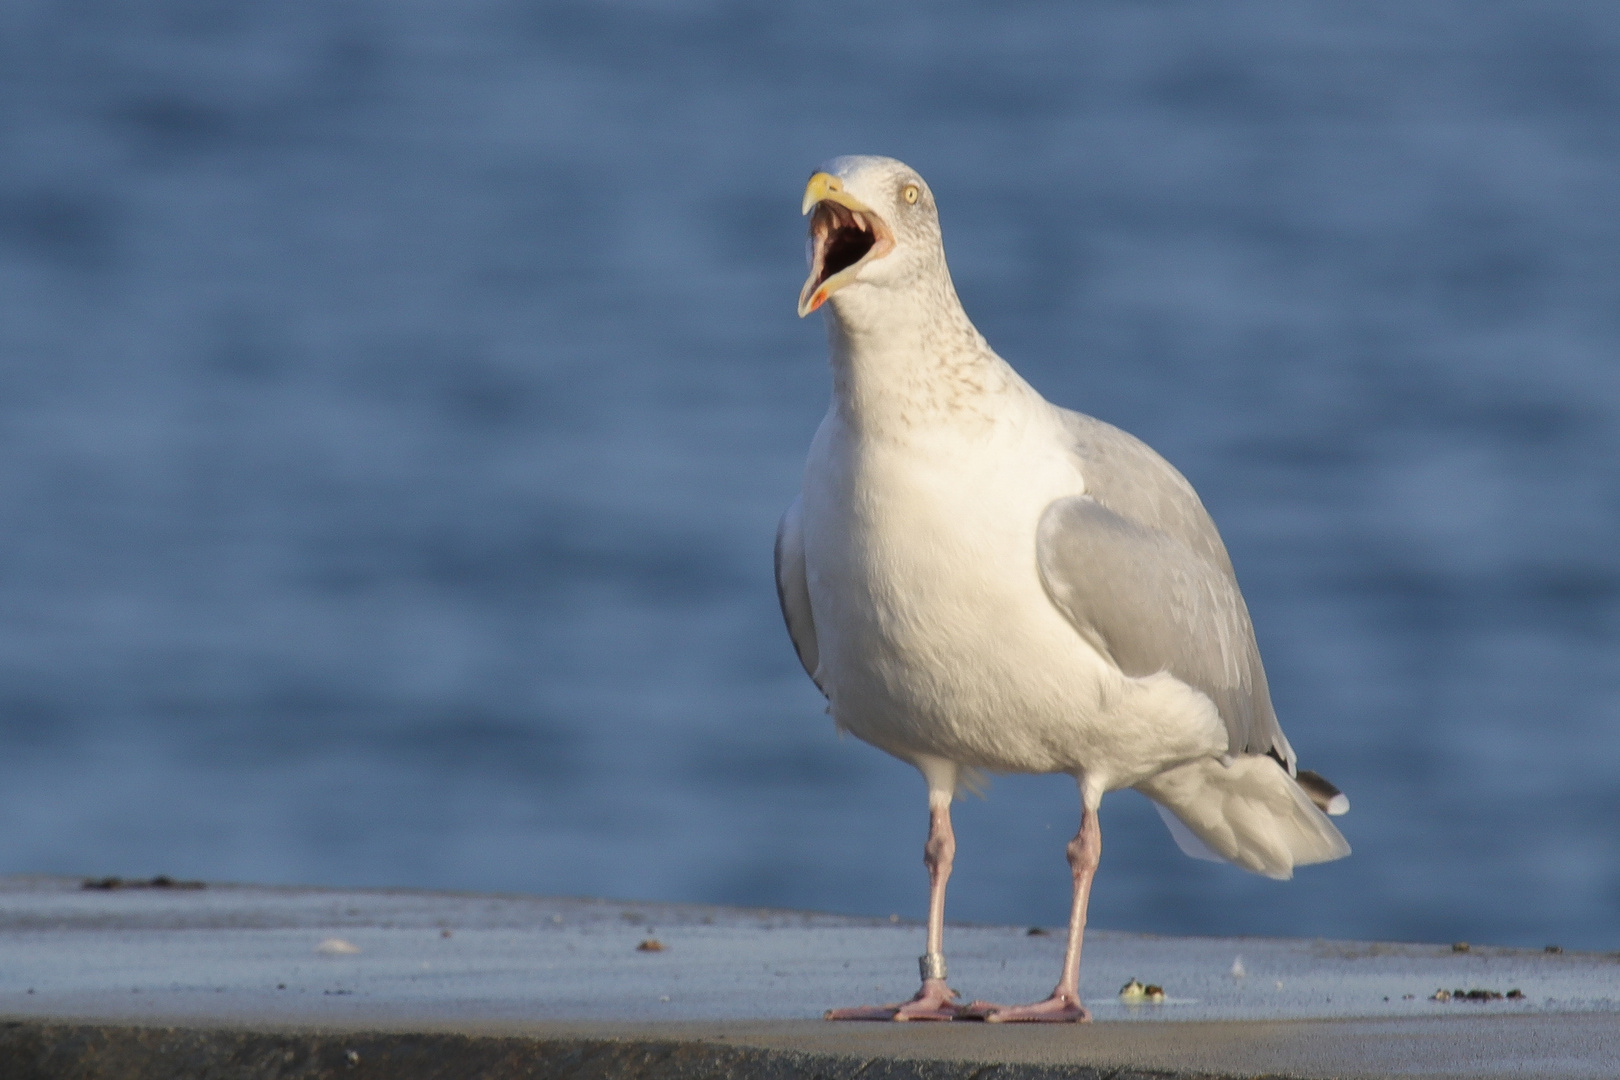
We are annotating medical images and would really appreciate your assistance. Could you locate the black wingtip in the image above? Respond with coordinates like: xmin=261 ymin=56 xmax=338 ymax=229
xmin=1296 ymin=769 xmax=1350 ymax=815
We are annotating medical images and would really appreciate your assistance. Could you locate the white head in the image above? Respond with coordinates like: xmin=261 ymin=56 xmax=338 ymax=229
xmin=797 ymin=156 xmax=950 ymax=319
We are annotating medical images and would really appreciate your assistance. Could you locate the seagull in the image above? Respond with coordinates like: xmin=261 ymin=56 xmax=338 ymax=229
xmin=775 ymin=156 xmax=1350 ymax=1023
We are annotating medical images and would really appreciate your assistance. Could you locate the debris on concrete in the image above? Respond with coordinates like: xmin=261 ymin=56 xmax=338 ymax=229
xmin=82 ymin=876 xmax=205 ymax=891
xmin=1119 ymin=978 xmax=1164 ymax=1003
xmin=1431 ymin=988 xmax=1524 ymax=1002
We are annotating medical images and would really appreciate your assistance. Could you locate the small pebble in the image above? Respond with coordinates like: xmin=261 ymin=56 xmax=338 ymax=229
xmin=316 ymin=938 xmax=361 ymax=956
xmin=637 ymin=938 xmax=665 ymax=952
xmin=440 ymin=929 xmax=453 ymax=938
xmin=346 ymin=1049 xmax=361 ymax=1066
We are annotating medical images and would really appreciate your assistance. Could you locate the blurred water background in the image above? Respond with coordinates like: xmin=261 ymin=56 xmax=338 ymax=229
xmin=1 ymin=1 xmax=1617 ymax=952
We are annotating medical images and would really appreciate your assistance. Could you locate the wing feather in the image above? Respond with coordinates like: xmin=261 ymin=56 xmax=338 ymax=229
xmin=1042 ymin=410 xmax=1292 ymax=768
xmin=774 ymin=496 xmax=823 ymax=694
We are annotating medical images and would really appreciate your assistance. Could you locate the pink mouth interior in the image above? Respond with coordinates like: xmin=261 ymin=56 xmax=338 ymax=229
xmin=807 ymin=201 xmax=886 ymax=295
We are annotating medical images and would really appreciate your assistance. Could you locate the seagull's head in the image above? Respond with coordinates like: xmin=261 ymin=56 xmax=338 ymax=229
xmin=798 ymin=156 xmax=945 ymax=318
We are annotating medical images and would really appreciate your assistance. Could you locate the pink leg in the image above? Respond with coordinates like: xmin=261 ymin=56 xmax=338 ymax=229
xmin=961 ymin=798 xmax=1100 ymax=1023
xmin=826 ymin=792 xmax=960 ymax=1021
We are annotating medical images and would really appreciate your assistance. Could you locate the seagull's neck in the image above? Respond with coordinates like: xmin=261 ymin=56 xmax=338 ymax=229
xmin=824 ymin=277 xmax=1029 ymax=440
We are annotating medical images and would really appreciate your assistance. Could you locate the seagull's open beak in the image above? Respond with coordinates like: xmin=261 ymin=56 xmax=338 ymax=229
xmin=798 ymin=172 xmax=895 ymax=317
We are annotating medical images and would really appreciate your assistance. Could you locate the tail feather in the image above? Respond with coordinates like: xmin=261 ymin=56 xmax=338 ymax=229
xmin=1136 ymin=755 xmax=1350 ymax=880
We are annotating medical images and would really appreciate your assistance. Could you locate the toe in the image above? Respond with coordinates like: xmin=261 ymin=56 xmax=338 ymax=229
xmin=824 ymin=1005 xmax=898 ymax=1021
xmin=893 ymin=1004 xmax=958 ymax=1022
xmin=978 ymin=995 xmax=1091 ymax=1023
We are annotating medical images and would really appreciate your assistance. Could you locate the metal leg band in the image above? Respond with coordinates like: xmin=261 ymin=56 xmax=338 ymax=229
xmin=919 ymin=952 xmax=947 ymax=981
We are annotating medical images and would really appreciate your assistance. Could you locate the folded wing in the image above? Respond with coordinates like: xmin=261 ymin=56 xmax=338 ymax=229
xmin=1036 ymin=491 xmax=1288 ymax=767
xmin=774 ymin=496 xmax=823 ymax=694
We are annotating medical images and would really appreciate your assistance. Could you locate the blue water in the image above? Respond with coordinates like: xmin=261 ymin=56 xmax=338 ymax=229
xmin=1 ymin=1 xmax=1617 ymax=952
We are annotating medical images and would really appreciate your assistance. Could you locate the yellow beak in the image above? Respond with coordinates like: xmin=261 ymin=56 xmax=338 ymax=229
xmin=798 ymin=173 xmax=891 ymax=317
xmin=801 ymin=172 xmax=873 ymax=216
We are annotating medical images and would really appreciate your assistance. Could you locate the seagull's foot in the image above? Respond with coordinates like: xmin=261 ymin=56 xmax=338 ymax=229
xmin=824 ymin=978 xmax=961 ymax=1022
xmin=958 ymin=989 xmax=1091 ymax=1023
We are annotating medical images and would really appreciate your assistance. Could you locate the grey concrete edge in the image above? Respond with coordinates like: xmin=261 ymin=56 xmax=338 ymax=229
xmin=0 ymin=1016 xmax=1260 ymax=1080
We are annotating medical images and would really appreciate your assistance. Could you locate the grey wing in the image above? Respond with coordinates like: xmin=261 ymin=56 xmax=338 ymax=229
xmin=1056 ymin=409 xmax=1236 ymax=572
xmin=1036 ymin=492 xmax=1293 ymax=770
xmin=774 ymin=496 xmax=824 ymax=694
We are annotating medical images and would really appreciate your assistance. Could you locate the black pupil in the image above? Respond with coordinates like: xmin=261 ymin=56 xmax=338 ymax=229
xmin=823 ymin=225 xmax=874 ymax=279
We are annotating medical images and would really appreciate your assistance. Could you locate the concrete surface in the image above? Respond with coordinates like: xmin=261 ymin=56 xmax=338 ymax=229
xmin=2 ymin=875 xmax=1617 ymax=1078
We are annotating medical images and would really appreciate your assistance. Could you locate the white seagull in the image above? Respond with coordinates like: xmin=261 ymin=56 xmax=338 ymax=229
xmin=775 ymin=156 xmax=1350 ymax=1023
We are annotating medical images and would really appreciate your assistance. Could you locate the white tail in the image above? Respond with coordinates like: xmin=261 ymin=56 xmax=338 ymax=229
xmin=1135 ymin=755 xmax=1350 ymax=880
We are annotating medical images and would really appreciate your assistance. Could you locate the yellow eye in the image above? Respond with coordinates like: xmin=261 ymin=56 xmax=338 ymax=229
xmin=902 ymin=184 xmax=920 ymax=204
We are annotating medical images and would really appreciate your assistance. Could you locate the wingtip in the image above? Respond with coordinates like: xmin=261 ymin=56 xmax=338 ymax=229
xmin=1295 ymin=769 xmax=1349 ymax=816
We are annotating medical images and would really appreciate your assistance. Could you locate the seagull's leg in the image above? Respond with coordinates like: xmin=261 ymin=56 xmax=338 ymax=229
xmin=826 ymin=763 xmax=961 ymax=1021
xmin=961 ymin=785 xmax=1099 ymax=1023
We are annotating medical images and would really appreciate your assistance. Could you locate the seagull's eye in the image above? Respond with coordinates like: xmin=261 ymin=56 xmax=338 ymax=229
xmin=902 ymin=184 xmax=920 ymax=204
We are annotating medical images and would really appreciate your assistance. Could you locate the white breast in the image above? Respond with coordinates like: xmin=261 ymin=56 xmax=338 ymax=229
xmin=801 ymin=403 xmax=1084 ymax=765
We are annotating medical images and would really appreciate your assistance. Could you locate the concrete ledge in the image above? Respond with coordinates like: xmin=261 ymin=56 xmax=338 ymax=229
xmin=6 ymin=1015 xmax=1620 ymax=1080
xmin=3 ymin=877 xmax=1617 ymax=1078
xmin=0 ymin=1020 xmax=1194 ymax=1080
xmin=7 ymin=1024 xmax=863 ymax=1080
